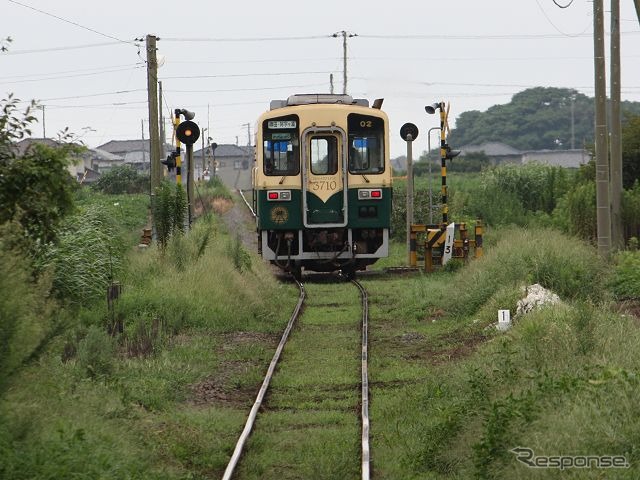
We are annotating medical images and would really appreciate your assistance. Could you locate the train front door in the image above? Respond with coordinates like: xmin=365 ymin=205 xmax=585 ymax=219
xmin=301 ymin=127 xmax=348 ymax=227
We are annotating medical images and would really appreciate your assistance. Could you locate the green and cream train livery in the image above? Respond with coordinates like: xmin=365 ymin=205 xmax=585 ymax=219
xmin=253 ymin=94 xmax=392 ymax=278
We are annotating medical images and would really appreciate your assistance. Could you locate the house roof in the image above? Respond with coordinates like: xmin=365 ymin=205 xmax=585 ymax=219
xmin=459 ymin=142 xmax=521 ymax=156
xmin=97 ymin=139 xmax=150 ymax=153
xmin=83 ymin=148 xmax=123 ymax=162
xmin=193 ymin=144 xmax=254 ymax=158
xmin=15 ymin=137 xmax=65 ymax=155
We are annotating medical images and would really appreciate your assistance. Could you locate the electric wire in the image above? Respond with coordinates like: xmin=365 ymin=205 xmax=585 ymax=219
xmin=2 ymin=41 xmax=127 ymax=55
xmin=0 ymin=65 xmax=144 ymax=84
xmin=7 ymin=0 xmax=135 ymax=44
xmin=0 ymin=63 xmax=143 ymax=81
xmin=161 ymin=71 xmax=334 ymax=80
xmin=162 ymin=35 xmax=331 ymax=42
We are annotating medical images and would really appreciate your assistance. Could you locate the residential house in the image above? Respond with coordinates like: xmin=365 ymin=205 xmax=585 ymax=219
xmin=459 ymin=141 xmax=590 ymax=168
xmin=193 ymin=144 xmax=254 ymax=190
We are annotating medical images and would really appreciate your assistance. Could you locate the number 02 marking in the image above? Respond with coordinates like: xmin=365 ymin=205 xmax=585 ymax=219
xmin=360 ymin=120 xmax=373 ymax=128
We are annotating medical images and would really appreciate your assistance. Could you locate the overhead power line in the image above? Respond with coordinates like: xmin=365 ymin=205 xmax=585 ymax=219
xmin=166 ymin=83 xmax=327 ymax=93
xmin=7 ymin=0 xmax=136 ymax=44
xmin=16 ymin=89 xmax=147 ymax=102
xmin=0 ymin=65 xmax=144 ymax=84
xmin=0 ymin=63 xmax=143 ymax=80
xmin=358 ymin=31 xmax=639 ymax=40
xmin=2 ymin=41 xmax=127 ymax=55
xmin=162 ymin=71 xmax=333 ymax=80
xmin=162 ymin=35 xmax=331 ymax=42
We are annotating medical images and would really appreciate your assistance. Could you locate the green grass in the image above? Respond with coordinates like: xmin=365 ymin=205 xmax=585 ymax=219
xmin=235 ymin=280 xmax=362 ymax=480
xmin=3 ymin=187 xmax=639 ymax=479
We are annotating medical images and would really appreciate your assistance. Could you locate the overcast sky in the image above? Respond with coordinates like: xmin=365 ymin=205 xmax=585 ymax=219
xmin=2 ymin=0 xmax=639 ymax=157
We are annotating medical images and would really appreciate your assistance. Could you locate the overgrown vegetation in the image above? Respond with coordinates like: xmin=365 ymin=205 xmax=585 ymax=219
xmin=91 ymin=164 xmax=148 ymax=194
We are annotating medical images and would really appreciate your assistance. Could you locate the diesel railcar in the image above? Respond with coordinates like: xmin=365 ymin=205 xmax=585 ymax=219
xmin=252 ymin=94 xmax=392 ymax=277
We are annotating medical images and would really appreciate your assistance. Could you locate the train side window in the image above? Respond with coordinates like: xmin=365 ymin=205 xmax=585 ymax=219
xmin=310 ymin=136 xmax=338 ymax=175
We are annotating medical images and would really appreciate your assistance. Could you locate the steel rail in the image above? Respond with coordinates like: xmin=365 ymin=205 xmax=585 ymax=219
xmin=236 ymin=188 xmax=256 ymax=218
xmin=352 ymin=279 xmax=371 ymax=480
xmin=221 ymin=277 xmax=305 ymax=480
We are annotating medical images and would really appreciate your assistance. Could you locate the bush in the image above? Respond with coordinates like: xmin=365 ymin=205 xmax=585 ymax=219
xmin=91 ymin=165 xmax=148 ymax=194
xmin=153 ymin=181 xmax=186 ymax=249
xmin=35 ymin=205 xmax=124 ymax=305
xmin=77 ymin=326 xmax=115 ymax=378
xmin=0 ymin=228 xmax=56 ymax=394
xmin=446 ymin=227 xmax=607 ymax=317
xmin=609 ymin=250 xmax=640 ymax=300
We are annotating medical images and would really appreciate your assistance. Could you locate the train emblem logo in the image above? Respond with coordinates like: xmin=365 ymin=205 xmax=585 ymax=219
xmin=270 ymin=206 xmax=289 ymax=224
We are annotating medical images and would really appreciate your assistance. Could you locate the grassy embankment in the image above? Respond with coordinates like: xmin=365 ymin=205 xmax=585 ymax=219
xmin=366 ymin=227 xmax=640 ymax=479
xmin=0 ymin=188 xmax=298 ymax=480
xmin=3 ymin=181 xmax=640 ymax=479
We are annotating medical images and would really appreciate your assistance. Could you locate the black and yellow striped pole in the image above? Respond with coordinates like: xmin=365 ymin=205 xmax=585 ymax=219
xmin=174 ymin=109 xmax=182 ymax=185
xmin=438 ymin=102 xmax=448 ymax=226
xmin=426 ymin=101 xmax=460 ymax=227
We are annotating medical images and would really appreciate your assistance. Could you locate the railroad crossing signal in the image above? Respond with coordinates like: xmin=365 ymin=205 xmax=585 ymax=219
xmin=176 ymin=120 xmax=200 ymax=145
xmin=161 ymin=151 xmax=178 ymax=172
xmin=400 ymin=122 xmax=419 ymax=141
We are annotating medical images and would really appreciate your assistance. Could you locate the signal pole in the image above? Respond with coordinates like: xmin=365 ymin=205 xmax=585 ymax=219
xmin=610 ymin=0 xmax=623 ymax=249
xmin=593 ymin=0 xmax=611 ymax=256
xmin=146 ymin=34 xmax=162 ymax=192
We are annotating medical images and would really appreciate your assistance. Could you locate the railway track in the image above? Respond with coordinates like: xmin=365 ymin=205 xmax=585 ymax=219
xmin=221 ymin=274 xmax=372 ymax=480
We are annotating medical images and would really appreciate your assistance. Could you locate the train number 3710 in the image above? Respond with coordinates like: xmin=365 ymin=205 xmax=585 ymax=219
xmin=311 ymin=181 xmax=338 ymax=191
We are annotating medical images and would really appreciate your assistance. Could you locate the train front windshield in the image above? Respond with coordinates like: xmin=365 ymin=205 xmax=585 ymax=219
xmin=348 ymin=113 xmax=385 ymax=174
xmin=263 ymin=115 xmax=299 ymax=176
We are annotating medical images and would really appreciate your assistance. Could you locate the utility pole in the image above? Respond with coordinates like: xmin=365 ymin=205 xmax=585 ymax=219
xmin=330 ymin=73 xmax=334 ymax=94
xmin=201 ymin=128 xmax=207 ymax=176
xmin=146 ymin=34 xmax=162 ymax=193
xmin=593 ymin=0 xmax=611 ymax=256
xmin=40 ymin=105 xmax=46 ymax=138
xmin=245 ymin=123 xmax=251 ymax=146
xmin=332 ymin=31 xmax=357 ymax=95
xmin=610 ymin=0 xmax=623 ymax=249
xmin=158 ymin=80 xmax=165 ymax=162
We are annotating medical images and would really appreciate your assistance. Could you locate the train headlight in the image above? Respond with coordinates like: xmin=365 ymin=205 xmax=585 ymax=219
xmin=267 ymin=190 xmax=292 ymax=201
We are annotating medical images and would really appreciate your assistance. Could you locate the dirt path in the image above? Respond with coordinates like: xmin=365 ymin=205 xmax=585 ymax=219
xmin=217 ymin=191 xmax=258 ymax=251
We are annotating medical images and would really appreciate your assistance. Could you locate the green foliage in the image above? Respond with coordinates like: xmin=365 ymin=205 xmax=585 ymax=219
xmin=609 ymin=250 xmax=640 ymax=300
xmin=479 ymin=163 xmax=569 ymax=214
xmin=414 ymin=151 xmax=491 ymax=175
xmin=77 ymin=326 xmax=115 ymax=378
xmin=622 ymin=113 xmax=640 ymax=189
xmin=622 ymin=181 xmax=640 ymax=242
xmin=0 ymin=231 xmax=56 ymax=394
xmin=0 ymin=143 xmax=79 ymax=245
xmin=553 ymin=181 xmax=597 ymax=241
xmin=447 ymin=227 xmax=607 ymax=318
xmin=91 ymin=165 xmax=148 ymax=194
xmin=0 ymin=93 xmax=36 ymax=157
xmin=153 ymin=181 xmax=186 ymax=249
xmin=35 ymin=205 xmax=123 ymax=305
xmin=449 ymin=87 xmax=596 ymax=150
xmin=227 ymin=233 xmax=252 ymax=272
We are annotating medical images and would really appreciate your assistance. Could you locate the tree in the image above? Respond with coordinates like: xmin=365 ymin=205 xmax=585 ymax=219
xmin=622 ymin=113 xmax=640 ymax=189
xmin=0 ymin=95 xmax=79 ymax=245
xmin=448 ymin=87 xmax=640 ymax=151
xmin=92 ymin=164 xmax=148 ymax=194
